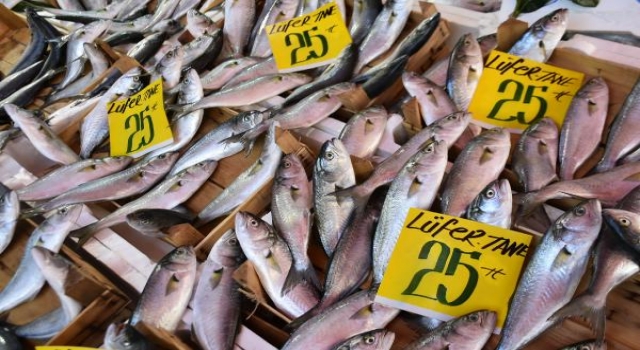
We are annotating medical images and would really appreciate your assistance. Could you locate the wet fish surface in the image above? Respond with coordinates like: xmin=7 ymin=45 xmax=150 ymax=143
xmin=508 ymin=8 xmax=569 ymax=62
xmin=512 ymin=117 xmax=559 ymax=192
xmin=466 ymin=179 xmax=513 ymax=228
xmin=405 ymin=310 xmax=497 ymax=350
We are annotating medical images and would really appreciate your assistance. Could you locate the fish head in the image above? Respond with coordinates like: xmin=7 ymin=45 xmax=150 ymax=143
xmin=401 ymin=71 xmax=429 ymax=90
xmin=477 ymin=34 xmax=498 ymax=56
xmin=316 ymin=138 xmax=352 ymax=179
xmin=112 ymin=67 xmax=144 ymax=95
xmin=453 ymin=33 xmax=482 ymax=60
xmin=177 ymin=69 xmax=203 ymax=104
xmin=209 ymin=229 xmax=246 ymax=267
xmin=31 ymin=246 xmax=70 ymax=288
xmin=102 ymin=155 xmax=134 ymax=170
xmin=235 ymin=211 xmax=277 ymax=254
xmin=554 ymin=199 xmax=602 ymax=245
xmin=186 ymin=33 xmax=214 ymax=51
xmin=76 ymin=20 xmax=111 ymax=40
xmin=603 ymin=208 xmax=640 ymax=251
xmin=452 ymin=310 xmax=497 ymax=341
xmin=577 ymin=76 xmax=609 ymax=100
xmin=0 ymin=190 xmax=19 ymax=217
xmin=178 ymin=160 xmax=217 ymax=181
xmin=187 ymin=9 xmax=209 ymax=24
xmin=526 ymin=117 xmax=558 ymax=142
xmin=160 ymin=246 xmax=196 ymax=271
xmin=142 ymin=152 xmax=180 ymax=175
xmin=469 ymin=179 xmax=512 ymax=215
xmin=104 ymin=322 xmax=149 ymax=350
xmin=275 ymin=153 xmax=306 ymax=183
xmin=152 ymin=19 xmax=183 ymax=35
xmin=432 ymin=112 xmax=472 ymax=143
xmin=37 ymin=204 xmax=83 ymax=247
xmin=158 ymin=45 xmax=185 ymax=71
xmin=236 ymin=110 xmax=267 ymax=131
xmin=539 ymin=8 xmax=569 ymax=34
xmin=336 ymin=329 xmax=396 ymax=350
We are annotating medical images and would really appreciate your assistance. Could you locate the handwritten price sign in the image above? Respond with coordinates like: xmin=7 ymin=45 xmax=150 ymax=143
xmin=107 ymin=78 xmax=173 ymax=158
xmin=375 ymin=208 xmax=532 ymax=333
xmin=266 ymin=2 xmax=352 ymax=72
xmin=468 ymin=50 xmax=584 ymax=133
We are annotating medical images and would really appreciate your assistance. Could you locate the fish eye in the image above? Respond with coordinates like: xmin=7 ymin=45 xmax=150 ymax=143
xmin=167 ymin=51 xmax=174 ymax=58
xmin=620 ymin=217 xmax=631 ymax=227
xmin=574 ymin=206 xmax=586 ymax=216
xmin=123 ymin=340 xmax=130 ymax=346
xmin=468 ymin=313 xmax=479 ymax=322
xmin=198 ymin=162 xmax=206 ymax=167
xmin=485 ymin=189 xmax=496 ymax=198
xmin=133 ymin=76 xmax=140 ymax=82
xmin=283 ymin=160 xmax=292 ymax=168
xmin=580 ymin=346 xmax=590 ymax=350
xmin=447 ymin=114 xmax=459 ymax=120
xmin=0 ymin=197 xmax=4 ymax=204
xmin=228 ymin=237 xmax=238 ymax=245
xmin=249 ymin=218 xmax=259 ymax=227
xmin=552 ymin=15 xmax=559 ymax=22
xmin=158 ymin=154 xmax=166 ymax=159
xmin=325 ymin=151 xmax=335 ymax=160
xmin=425 ymin=143 xmax=435 ymax=153
xmin=59 ymin=207 xmax=68 ymax=214
xmin=364 ymin=335 xmax=376 ymax=344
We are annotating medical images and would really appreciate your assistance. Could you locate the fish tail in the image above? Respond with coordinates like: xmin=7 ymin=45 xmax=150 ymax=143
xmin=220 ymin=122 xmax=269 ymax=156
xmin=514 ymin=191 xmax=543 ymax=222
xmin=19 ymin=207 xmax=43 ymax=220
xmin=281 ymin=260 xmax=321 ymax=297
xmin=284 ymin=300 xmax=327 ymax=331
xmin=69 ymin=223 xmax=100 ymax=246
xmin=549 ymin=294 xmax=607 ymax=344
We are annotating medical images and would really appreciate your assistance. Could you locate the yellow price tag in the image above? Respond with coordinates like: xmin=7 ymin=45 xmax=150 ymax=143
xmin=375 ymin=208 xmax=533 ymax=333
xmin=468 ymin=50 xmax=584 ymax=133
xmin=36 ymin=347 xmax=101 ymax=350
xmin=266 ymin=2 xmax=352 ymax=73
xmin=107 ymin=78 xmax=173 ymax=158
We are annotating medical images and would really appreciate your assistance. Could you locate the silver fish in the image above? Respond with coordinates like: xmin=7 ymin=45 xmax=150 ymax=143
xmin=512 ymin=117 xmax=559 ymax=192
xmin=5 ymin=104 xmax=80 ymax=165
xmin=57 ymin=20 xmax=110 ymax=90
xmin=508 ymin=8 xmax=569 ymax=63
xmin=373 ymin=139 xmax=448 ymax=285
xmin=17 ymin=156 xmax=132 ymax=201
xmin=0 ymin=205 xmax=82 ymax=314
xmin=146 ymin=70 xmax=204 ymax=158
xmin=559 ymin=77 xmax=609 ymax=180
xmin=169 ymin=109 xmax=265 ymax=175
xmin=223 ymin=0 xmax=256 ymax=57
xmin=355 ymin=0 xmax=416 ymax=72
xmin=126 ymin=209 xmax=192 ymax=235
xmin=446 ymin=33 xmax=483 ymax=111
xmin=402 ymin=72 xmax=456 ymax=126
xmin=272 ymin=154 xmax=318 ymax=295
xmin=27 ymin=152 xmax=178 ymax=215
xmin=184 ymin=73 xmax=312 ymax=112
xmin=339 ymin=105 xmax=388 ymax=159
xmin=496 ymin=200 xmax=602 ymax=350
xmin=314 ymin=138 xmax=356 ymax=257
xmin=596 ymin=78 xmax=640 ymax=173
xmin=558 ymin=340 xmax=605 ymax=350
xmin=200 ymin=57 xmax=261 ymax=91
xmin=13 ymin=308 xmax=69 ymax=341
xmin=186 ymin=9 xmax=219 ymax=38
xmin=195 ymin=125 xmax=282 ymax=226
xmin=192 ymin=230 xmax=246 ymax=350
xmin=0 ymin=191 xmax=19 ymax=255
xmin=48 ymin=43 xmax=110 ymax=103
xmin=104 ymin=323 xmax=151 ymax=350
xmin=235 ymin=211 xmax=320 ymax=318
xmin=152 ymin=45 xmax=185 ymax=90
xmin=332 ymin=329 xmax=395 ymax=350
xmin=130 ymin=246 xmax=197 ymax=332
xmin=405 ymin=310 xmax=497 ymax=350
xmin=466 ymin=179 xmax=512 ymax=228
xmin=0 ymin=128 xmax=18 ymax=153
xmin=181 ymin=33 xmax=218 ymax=69
xmin=70 ymin=160 xmax=216 ymax=245
xmin=141 ymin=0 xmax=181 ymax=31
xmin=281 ymin=289 xmax=399 ymax=350
xmin=250 ymin=0 xmax=299 ymax=57
xmin=56 ymin=0 xmax=84 ymax=11
xmin=220 ymin=57 xmax=277 ymax=89
xmin=441 ymin=128 xmax=511 ymax=217
xmin=348 ymin=0 xmax=382 ymax=44
xmin=46 ymin=96 xmax=101 ymax=134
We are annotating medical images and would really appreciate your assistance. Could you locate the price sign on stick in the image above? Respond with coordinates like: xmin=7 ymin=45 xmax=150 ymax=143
xmin=266 ymin=2 xmax=352 ymax=72
xmin=376 ymin=208 xmax=533 ymax=333
xmin=107 ymin=78 xmax=173 ymax=158
xmin=468 ymin=50 xmax=584 ymax=133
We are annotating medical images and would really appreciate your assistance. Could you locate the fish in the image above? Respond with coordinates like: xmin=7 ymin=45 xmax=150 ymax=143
xmin=0 ymin=60 xmax=44 ymax=102
xmin=559 ymin=77 xmax=609 ymax=180
xmin=404 ymin=310 xmax=497 ymax=350
xmin=195 ymin=125 xmax=282 ymax=226
xmin=446 ymin=33 xmax=483 ymax=111
xmin=295 ymin=0 xmax=318 ymax=16
xmin=283 ymin=44 xmax=358 ymax=107
xmin=79 ymin=67 xmax=144 ymax=158
xmin=0 ymin=67 xmax=62 ymax=122
xmin=8 ymin=9 xmax=47 ymax=75
xmin=44 ymin=97 xmax=101 ymax=134
xmin=466 ymin=179 xmax=513 ymax=228
xmin=187 ymin=9 xmax=219 ymax=38
xmin=188 ymin=30 xmax=224 ymax=72
xmin=402 ymin=71 xmax=456 ymax=126
xmin=126 ymin=209 xmax=193 ymax=235
xmin=130 ymin=246 xmax=197 ymax=332
xmin=281 ymin=289 xmax=399 ymax=350
xmin=16 ymin=156 xmax=132 ymax=202
xmin=373 ymin=138 xmax=448 ymax=285
xmin=223 ymin=0 xmax=255 ymax=57
xmin=0 ymin=205 xmax=82 ymax=314
xmin=0 ymin=128 xmax=19 ymax=153
xmin=354 ymin=0 xmax=416 ymax=73
xmin=104 ymin=31 xmax=146 ymax=48
xmin=181 ymin=32 xmax=219 ymax=69
xmin=512 ymin=117 xmax=559 ymax=192
xmin=141 ymin=0 xmax=181 ymax=31
xmin=169 ymin=109 xmax=265 ymax=175
xmin=70 ymin=160 xmax=216 ymax=245
xmin=25 ymin=153 xmax=178 ymax=216
xmin=5 ymin=104 xmax=80 ymax=165
xmin=152 ymin=45 xmax=185 ymax=90
xmin=146 ymin=70 xmax=204 ymax=158
xmin=338 ymin=105 xmax=388 ymax=159
xmin=558 ymin=340 xmax=605 ymax=350
xmin=192 ymin=230 xmax=246 ymax=350
xmin=596 ymin=78 xmax=640 ymax=172
xmin=339 ymin=112 xmax=470 ymax=205
xmin=181 ymin=73 xmax=311 ymax=112
xmin=331 ymin=329 xmax=395 ymax=350
xmin=508 ymin=8 xmax=569 ymax=63
xmin=362 ymin=55 xmax=409 ymax=99
xmin=172 ymin=0 xmax=202 ymax=20
xmin=0 ymin=323 xmax=21 ymax=350
xmin=235 ymin=211 xmax=320 ymax=318
xmin=104 ymin=322 xmax=151 ymax=350
xmin=249 ymin=0 xmax=299 ymax=57
xmin=314 ymin=138 xmax=356 ymax=257
xmin=517 ymin=162 xmax=640 ymax=218
xmin=126 ymin=32 xmax=168 ymax=65
xmin=200 ymin=57 xmax=261 ymax=91
xmin=221 ymin=56 xmax=278 ymax=89
xmin=57 ymin=20 xmax=110 ymax=90
xmin=348 ymin=0 xmax=382 ymax=44
xmin=441 ymin=128 xmax=511 ymax=218
xmin=496 ymin=200 xmax=602 ymax=350
xmin=0 ymin=191 xmax=19 ymax=255
xmin=16 ymin=247 xmax=83 ymax=340
xmin=271 ymin=154 xmax=318 ymax=295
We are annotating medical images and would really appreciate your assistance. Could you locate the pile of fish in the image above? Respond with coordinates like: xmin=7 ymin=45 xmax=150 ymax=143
xmin=0 ymin=0 xmax=637 ymax=349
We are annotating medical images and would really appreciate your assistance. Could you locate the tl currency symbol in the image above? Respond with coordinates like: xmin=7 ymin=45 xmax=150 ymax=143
xmin=125 ymin=105 xmax=155 ymax=153
xmin=285 ymin=27 xmax=328 ymax=65
xmin=402 ymin=240 xmax=481 ymax=306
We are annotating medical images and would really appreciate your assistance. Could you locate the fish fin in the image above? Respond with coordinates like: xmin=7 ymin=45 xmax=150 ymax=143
xmin=126 ymin=171 xmax=145 ymax=183
xmin=513 ymin=191 xmax=542 ymax=223
xmin=331 ymin=184 xmax=369 ymax=208
xmin=549 ymin=294 xmax=606 ymax=344
xmin=69 ymin=224 xmax=98 ymax=246
xmin=364 ymin=118 xmax=375 ymax=134
xmin=350 ymin=304 xmax=374 ymax=320
xmin=265 ymin=250 xmax=281 ymax=274
xmin=220 ymin=122 xmax=269 ymax=157
xmin=408 ymin=176 xmax=425 ymax=198
xmin=280 ymin=259 xmax=321 ymax=297
xmin=19 ymin=207 xmax=43 ymax=219
xmin=80 ymin=164 xmax=98 ymax=172
xmin=623 ymin=172 xmax=640 ymax=182
xmin=537 ymin=139 xmax=549 ymax=156
xmin=284 ymin=303 xmax=323 ymax=331
xmin=208 ymin=268 xmax=223 ymax=290
xmin=165 ymin=274 xmax=181 ymax=295
xmin=479 ymin=147 xmax=495 ymax=165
